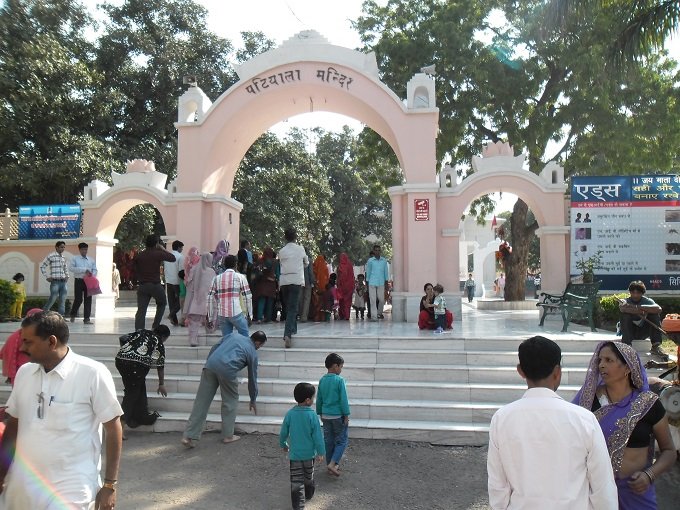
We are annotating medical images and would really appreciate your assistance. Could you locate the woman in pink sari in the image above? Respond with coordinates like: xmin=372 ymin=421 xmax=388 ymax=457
xmin=183 ymin=247 xmax=200 ymax=281
xmin=183 ymin=253 xmax=216 ymax=346
xmin=0 ymin=308 xmax=42 ymax=385
xmin=336 ymin=253 xmax=355 ymax=320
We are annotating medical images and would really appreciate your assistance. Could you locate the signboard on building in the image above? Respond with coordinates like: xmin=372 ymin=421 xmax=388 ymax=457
xmin=571 ymin=175 xmax=680 ymax=290
xmin=18 ymin=205 xmax=81 ymax=240
xmin=414 ymin=199 xmax=429 ymax=221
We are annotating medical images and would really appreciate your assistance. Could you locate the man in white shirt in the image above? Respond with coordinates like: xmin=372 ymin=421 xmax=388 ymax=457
xmin=487 ymin=336 xmax=617 ymax=510
xmin=278 ymin=228 xmax=308 ymax=348
xmin=69 ymin=242 xmax=98 ymax=324
xmin=163 ymin=240 xmax=184 ymax=326
xmin=0 ymin=311 xmax=123 ymax=510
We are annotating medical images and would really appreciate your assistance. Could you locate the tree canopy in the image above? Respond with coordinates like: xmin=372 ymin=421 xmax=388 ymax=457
xmin=0 ymin=1 xmax=400 ymax=261
xmin=356 ymin=0 xmax=680 ymax=298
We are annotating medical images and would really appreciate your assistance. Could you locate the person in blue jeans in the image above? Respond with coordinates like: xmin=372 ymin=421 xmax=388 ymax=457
xmin=280 ymin=382 xmax=325 ymax=510
xmin=316 ymin=353 xmax=350 ymax=477
xmin=40 ymin=241 xmax=69 ymax=315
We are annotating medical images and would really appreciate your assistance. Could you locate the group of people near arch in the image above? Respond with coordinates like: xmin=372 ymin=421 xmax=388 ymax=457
xmin=127 ymin=229 xmax=392 ymax=349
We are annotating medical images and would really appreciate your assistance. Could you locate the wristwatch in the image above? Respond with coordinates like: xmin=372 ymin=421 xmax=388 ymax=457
xmin=102 ymin=481 xmax=117 ymax=491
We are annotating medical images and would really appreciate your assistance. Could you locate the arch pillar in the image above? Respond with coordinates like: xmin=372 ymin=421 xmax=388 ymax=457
xmin=172 ymin=195 xmax=243 ymax=254
xmin=87 ymin=237 xmax=117 ymax=319
xmin=389 ymin=185 xmax=440 ymax=322
xmin=440 ymin=228 xmax=462 ymax=321
xmin=536 ymin=226 xmax=570 ymax=293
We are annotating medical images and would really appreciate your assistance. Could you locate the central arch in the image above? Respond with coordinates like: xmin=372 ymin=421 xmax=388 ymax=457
xmin=173 ymin=31 xmax=441 ymax=322
xmin=176 ymin=31 xmax=438 ymax=201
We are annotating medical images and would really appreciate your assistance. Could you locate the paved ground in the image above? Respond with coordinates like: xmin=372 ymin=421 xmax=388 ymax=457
xmin=117 ymin=430 xmax=679 ymax=509
xmin=3 ymin=300 xmax=678 ymax=508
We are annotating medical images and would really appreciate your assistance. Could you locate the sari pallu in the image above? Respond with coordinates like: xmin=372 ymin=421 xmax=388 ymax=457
xmin=336 ymin=253 xmax=354 ymax=320
xmin=573 ymin=341 xmax=659 ymax=510
xmin=312 ymin=256 xmax=330 ymax=321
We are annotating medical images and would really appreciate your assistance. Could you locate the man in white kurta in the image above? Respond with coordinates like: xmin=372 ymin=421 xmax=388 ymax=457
xmin=0 ymin=311 xmax=123 ymax=510
xmin=487 ymin=336 xmax=617 ymax=510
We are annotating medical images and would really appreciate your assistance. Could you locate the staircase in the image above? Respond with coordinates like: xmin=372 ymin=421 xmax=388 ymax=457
xmin=1 ymin=307 xmax=635 ymax=446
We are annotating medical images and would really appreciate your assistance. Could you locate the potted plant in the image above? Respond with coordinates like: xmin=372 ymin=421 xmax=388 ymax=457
xmin=575 ymin=251 xmax=607 ymax=283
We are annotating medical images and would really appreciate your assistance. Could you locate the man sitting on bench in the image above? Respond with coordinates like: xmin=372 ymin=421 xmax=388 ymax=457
xmin=618 ymin=280 xmax=665 ymax=357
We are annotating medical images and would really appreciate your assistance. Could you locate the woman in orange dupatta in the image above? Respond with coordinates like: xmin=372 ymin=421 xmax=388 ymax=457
xmin=311 ymin=255 xmax=330 ymax=321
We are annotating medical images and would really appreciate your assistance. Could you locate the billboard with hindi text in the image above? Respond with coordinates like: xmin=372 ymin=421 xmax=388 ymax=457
xmin=571 ymin=175 xmax=680 ymax=291
xmin=18 ymin=205 xmax=81 ymax=240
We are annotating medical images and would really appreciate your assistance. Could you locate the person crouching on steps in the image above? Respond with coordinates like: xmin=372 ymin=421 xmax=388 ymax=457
xmin=280 ymin=382 xmax=325 ymax=510
xmin=116 ymin=325 xmax=170 ymax=430
xmin=316 ymin=353 xmax=350 ymax=477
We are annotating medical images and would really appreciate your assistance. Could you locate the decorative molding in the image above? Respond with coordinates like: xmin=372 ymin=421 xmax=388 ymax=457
xmin=235 ymin=30 xmax=380 ymax=81
xmin=482 ymin=141 xmax=514 ymax=157
xmin=388 ymin=184 xmax=440 ymax=196
xmin=472 ymin=154 xmax=526 ymax=173
xmin=536 ymin=226 xmax=570 ymax=236
xmin=111 ymin=161 xmax=168 ymax=190
xmin=407 ymin=73 xmax=436 ymax=110
xmin=441 ymin=228 xmax=462 ymax=237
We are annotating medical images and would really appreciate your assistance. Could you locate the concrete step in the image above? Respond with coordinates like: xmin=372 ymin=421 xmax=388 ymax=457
xmin=134 ymin=411 xmax=490 ymax=446
xmin=69 ymin=343 xmax=598 ymax=367
xmin=145 ymin=392 xmax=503 ymax=424
xmin=66 ymin=333 xmax=610 ymax=353
xmin=88 ymin=356 xmax=589 ymax=386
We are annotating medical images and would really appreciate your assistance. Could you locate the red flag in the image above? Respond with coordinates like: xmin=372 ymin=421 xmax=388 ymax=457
xmin=491 ymin=215 xmax=497 ymax=229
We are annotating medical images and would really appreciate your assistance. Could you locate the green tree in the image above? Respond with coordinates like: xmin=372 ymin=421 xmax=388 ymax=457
xmin=356 ymin=0 xmax=680 ymax=300
xmin=0 ymin=0 xmax=113 ymax=209
xmin=549 ymin=0 xmax=680 ymax=63
xmin=94 ymin=0 xmax=236 ymax=178
xmin=315 ymin=127 xmax=401 ymax=264
xmin=113 ymin=204 xmax=166 ymax=252
xmin=233 ymin=131 xmax=333 ymax=255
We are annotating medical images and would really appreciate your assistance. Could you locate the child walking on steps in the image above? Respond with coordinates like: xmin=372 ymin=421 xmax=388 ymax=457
xmin=280 ymin=383 xmax=325 ymax=510
xmin=316 ymin=353 xmax=351 ymax=477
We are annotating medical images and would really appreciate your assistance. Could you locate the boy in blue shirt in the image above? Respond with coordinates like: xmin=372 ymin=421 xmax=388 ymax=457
xmin=316 ymin=353 xmax=351 ymax=477
xmin=280 ymin=382 xmax=325 ymax=510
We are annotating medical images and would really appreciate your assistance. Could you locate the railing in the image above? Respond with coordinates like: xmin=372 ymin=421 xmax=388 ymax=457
xmin=0 ymin=209 xmax=18 ymax=240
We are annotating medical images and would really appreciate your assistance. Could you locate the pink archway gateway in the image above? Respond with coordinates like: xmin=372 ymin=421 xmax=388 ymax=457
xmin=172 ymin=31 xmax=440 ymax=321
xmin=66 ymin=31 xmax=568 ymax=320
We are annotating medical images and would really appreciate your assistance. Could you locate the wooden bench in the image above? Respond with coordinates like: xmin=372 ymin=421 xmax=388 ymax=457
xmin=537 ymin=281 xmax=601 ymax=332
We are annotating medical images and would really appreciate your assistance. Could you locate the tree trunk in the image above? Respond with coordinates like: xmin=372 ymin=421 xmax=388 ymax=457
xmin=504 ymin=198 xmax=537 ymax=301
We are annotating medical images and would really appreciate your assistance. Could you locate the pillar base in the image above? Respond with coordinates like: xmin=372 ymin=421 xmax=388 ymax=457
xmin=92 ymin=292 xmax=116 ymax=319
xmin=391 ymin=293 xmax=462 ymax=322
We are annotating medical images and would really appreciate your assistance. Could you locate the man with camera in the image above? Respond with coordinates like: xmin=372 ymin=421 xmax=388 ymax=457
xmin=134 ymin=235 xmax=176 ymax=330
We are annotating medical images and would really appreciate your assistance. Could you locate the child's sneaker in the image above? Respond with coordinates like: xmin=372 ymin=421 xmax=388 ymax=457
xmin=433 ymin=327 xmax=444 ymax=334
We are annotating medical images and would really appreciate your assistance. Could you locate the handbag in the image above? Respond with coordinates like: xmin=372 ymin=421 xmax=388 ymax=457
xmin=83 ymin=274 xmax=102 ymax=296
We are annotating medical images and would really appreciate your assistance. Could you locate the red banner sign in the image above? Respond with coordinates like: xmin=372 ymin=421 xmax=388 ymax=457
xmin=414 ymin=199 xmax=429 ymax=221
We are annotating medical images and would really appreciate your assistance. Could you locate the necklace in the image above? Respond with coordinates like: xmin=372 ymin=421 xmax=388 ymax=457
xmin=604 ymin=386 xmax=633 ymax=407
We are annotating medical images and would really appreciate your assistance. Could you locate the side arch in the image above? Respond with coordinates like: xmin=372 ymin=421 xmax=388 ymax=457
xmin=435 ymin=168 xmax=568 ymax=306
xmin=81 ymin=188 xmax=176 ymax=241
